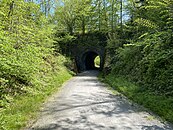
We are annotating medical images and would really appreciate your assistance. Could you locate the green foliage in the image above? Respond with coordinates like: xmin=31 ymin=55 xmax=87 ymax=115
xmin=54 ymin=31 xmax=107 ymax=58
xmin=54 ymin=0 xmax=92 ymax=34
xmin=0 ymin=55 xmax=72 ymax=130
xmin=107 ymin=0 xmax=173 ymax=96
xmin=104 ymin=74 xmax=173 ymax=123
xmin=103 ymin=0 xmax=173 ymax=124
xmin=54 ymin=33 xmax=76 ymax=56
xmin=0 ymin=1 xmax=73 ymax=126
xmin=111 ymin=43 xmax=143 ymax=79
xmin=0 ymin=2 xmax=74 ymax=129
xmin=110 ymin=30 xmax=173 ymax=96
xmin=0 ymin=0 xmax=61 ymax=107
xmin=94 ymin=56 xmax=100 ymax=68
xmin=138 ymin=31 xmax=173 ymax=95
xmin=135 ymin=18 xmax=158 ymax=29
xmin=0 ymin=43 xmax=43 ymax=97
xmin=53 ymin=0 xmax=125 ymax=34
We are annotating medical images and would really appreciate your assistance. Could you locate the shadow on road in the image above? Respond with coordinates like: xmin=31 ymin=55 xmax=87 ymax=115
xmin=28 ymin=71 xmax=173 ymax=130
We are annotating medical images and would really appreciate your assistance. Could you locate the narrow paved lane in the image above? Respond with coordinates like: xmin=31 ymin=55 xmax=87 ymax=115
xmin=28 ymin=71 xmax=173 ymax=130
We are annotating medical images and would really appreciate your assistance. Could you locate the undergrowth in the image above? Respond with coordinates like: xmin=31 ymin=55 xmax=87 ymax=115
xmin=104 ymin=73 xmax=173 ymax=124
xmin=0 ymin=55 xmax=72 ymax=130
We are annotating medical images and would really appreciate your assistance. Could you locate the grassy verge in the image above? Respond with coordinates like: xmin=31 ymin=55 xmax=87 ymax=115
xmin=0 ymin=57 xmax=72 ymax=130
xmin=102 ymin=73 xmax=173 ymax=124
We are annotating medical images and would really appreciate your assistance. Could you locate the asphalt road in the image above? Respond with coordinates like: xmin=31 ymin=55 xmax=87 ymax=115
xmin=27 ymin=70 xmax=173 ymax=130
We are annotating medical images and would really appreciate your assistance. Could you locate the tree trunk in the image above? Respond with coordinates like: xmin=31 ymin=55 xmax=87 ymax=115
xmin=82 ymin=15 xmax=85 ymax=35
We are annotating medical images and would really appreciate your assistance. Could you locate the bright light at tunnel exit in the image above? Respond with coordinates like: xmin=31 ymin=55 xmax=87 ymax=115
xmin=94 ymin=56 xmax=100 ymax=68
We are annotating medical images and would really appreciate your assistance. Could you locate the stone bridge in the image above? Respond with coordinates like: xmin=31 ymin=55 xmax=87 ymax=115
xmin=71 ymin=32 xmax=107 ymax=72
xmin=58 ymin=32 xmax=107 ymax=72
xmin=74 ymin=46 xmax=105 ymax=72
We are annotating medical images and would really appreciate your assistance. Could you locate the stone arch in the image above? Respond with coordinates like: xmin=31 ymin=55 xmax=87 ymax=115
xmin=82 ymin=51 xmax=100 ymax=70
xmin=75 ymin=47 xmax=105 ymax=72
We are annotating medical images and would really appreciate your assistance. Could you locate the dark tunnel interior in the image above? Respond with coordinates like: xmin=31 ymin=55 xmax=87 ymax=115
xmin=84 ymin=51 xmax=100 ymax=70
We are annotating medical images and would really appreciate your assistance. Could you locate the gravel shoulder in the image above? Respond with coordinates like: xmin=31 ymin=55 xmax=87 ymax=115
xmin=26 ymin=70 xmax=173 ymax=130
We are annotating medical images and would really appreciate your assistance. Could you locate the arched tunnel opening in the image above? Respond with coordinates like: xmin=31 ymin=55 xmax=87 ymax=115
xmin=75 ymin=48 xmax=105 ymax=72
xmin=84 ymin=51 xmax=101 ymax=70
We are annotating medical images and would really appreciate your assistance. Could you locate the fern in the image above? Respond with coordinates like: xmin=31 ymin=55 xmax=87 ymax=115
xmin=135 ymin=18 xmax=158 ymax=29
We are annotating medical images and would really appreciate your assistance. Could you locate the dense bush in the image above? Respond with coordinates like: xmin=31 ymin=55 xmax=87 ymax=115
xmin=138 ymin=32 xmax=173 ymax=95
xmin=109 ymin=31 xmax=173 ymax=96
xmin=0 ymin=0 xmax=59 ymax=107
xmin=106 ymin=0 xmax=173 ymax=96
xmin=0 ymin=41 xmax=43 ymax=97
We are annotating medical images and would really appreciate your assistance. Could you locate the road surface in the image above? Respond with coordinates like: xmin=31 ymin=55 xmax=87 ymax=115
xmin=27 ymin=71 xmax=173 ymax=130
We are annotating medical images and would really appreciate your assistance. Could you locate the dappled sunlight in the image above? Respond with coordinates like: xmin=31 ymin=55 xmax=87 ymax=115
xmin=29 ymin=71 xmax=173 ymax=130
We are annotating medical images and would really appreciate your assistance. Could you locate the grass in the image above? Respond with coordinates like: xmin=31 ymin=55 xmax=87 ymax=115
xmin=103 ymin=73 xmax=173 ymax=124
xmin=0 ymin=67 xmax=72 ymax=130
